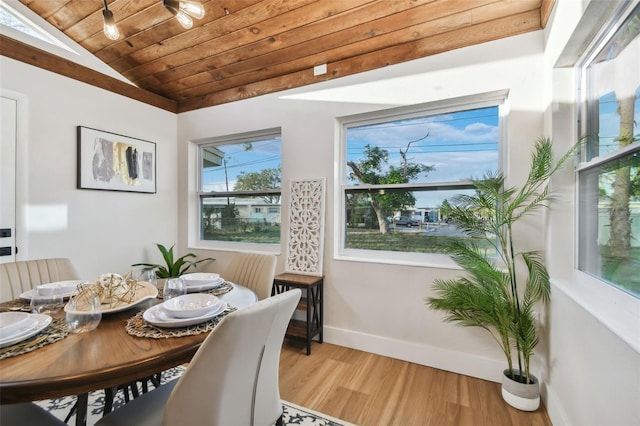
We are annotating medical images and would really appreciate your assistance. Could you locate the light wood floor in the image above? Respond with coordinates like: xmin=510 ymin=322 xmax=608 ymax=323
xmin=279 ymin=340 xmax=552 ymax=426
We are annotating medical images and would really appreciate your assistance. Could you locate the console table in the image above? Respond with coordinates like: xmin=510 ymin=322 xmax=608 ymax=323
xmin=272 ymin=273 xmax=323 ymax=355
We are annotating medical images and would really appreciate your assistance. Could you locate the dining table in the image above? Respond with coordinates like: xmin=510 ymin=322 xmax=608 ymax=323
xmin=0 ymin=281 xmax=257 ymax=426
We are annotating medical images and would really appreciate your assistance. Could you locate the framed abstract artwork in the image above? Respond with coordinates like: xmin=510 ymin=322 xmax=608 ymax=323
xmin=284 ymin=177 xmax=326 ymax=276
xmin=77 ymin=126 xmax=156 ymax=193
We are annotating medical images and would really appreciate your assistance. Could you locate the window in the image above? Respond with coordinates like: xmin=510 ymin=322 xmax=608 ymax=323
xmin=578 ymin=2 xmax=640 ymax=299
xmin=0 ymin=2 xmax=76 ymax=53
xmin=338 ymin=92 xmax=504 ymax=262
xmin=198 ymin=129 xmax=281 ymax=245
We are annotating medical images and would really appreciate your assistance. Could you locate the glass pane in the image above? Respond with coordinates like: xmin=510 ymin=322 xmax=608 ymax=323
xmin=200 ymin=136 xmax=281 ymax=192
xmin=585 ymin=3 xmax=640 ymax=161
xmin=344 ymin=188 xmax=495 ymax=255
xmin=201 ymin=196 xmax=281 ymax=243
xmin=579 ymin=149 xmax=640 ymax=298
xmin=346 ymin=106 xmax=499 ymax=185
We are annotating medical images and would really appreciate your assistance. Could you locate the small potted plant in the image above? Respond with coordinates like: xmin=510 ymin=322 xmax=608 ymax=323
xmin=132 ymin=243 xmax=214 ymax=280
xmin=426 ymin=138 xmax=578 ymax=411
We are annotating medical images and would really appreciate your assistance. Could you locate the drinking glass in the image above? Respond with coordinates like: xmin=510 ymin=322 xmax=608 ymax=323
xmin=163 ymin=277 xmax=186 ymax=300
xmin=65 ymin=288 xmax=102 ymax=333
xmin=30 ymin=286 xmax=64 ymax=315
xmin=137 ymin=269 xmax=158 ymax=287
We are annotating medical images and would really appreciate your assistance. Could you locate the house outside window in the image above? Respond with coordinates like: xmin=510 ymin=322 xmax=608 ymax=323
xmin=198 ymin=129 xmax=281 ymax=245
xmin=337 ymin=92 xmax=505 ymax=263
xmin=578 ymin=2 xmax=640 ymax=299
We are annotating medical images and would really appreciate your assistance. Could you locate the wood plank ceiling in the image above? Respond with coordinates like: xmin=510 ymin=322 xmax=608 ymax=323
xmin=15 ymin=0 xmax=554 ymax=113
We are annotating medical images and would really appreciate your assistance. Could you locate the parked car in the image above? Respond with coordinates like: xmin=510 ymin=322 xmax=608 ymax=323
xmin=394 ymin=216 xmax=420 ymax=227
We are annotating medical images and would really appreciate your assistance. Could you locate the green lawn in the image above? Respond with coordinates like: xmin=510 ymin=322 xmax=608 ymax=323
xmin=600 ymin=247 xmax=640 ymax=297
xmin=203 ymin=224 xmax=280 ymax=244
xmin=345 ymin=228 xmax=496 ymax=255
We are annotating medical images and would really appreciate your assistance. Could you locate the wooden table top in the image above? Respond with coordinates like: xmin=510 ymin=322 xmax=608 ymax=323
xmin=0 ymin=284 xmax=256 ymax=404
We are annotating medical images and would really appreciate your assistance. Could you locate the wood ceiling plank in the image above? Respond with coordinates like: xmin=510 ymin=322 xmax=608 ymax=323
xmin=177 ymin=9 xmax=541 ymax=112
xmin=19 ymin=0 xmax=71 ymax=20
xmin=0 ymin=35 xmax=177 ymax=112
xmin=39 ymin=1 xmax=102 ymax=33
xmin=168 ymin=0 xmax=539 ymax=101
xmin=92 ymin=0 xmax=261 ymax=64
xmin=105 ymin=0 xmax=317 ymax=73
xmin=140 ymin=0 xmax=440 ymax=87
xmin=540 ymin=0 xmax=555 ymax=28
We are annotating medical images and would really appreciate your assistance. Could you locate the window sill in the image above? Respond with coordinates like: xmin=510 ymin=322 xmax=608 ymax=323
xmin=335 ymin=249 xmax=461 ymax=270
xmin=552 ymin=272 xmax=640 ymax=353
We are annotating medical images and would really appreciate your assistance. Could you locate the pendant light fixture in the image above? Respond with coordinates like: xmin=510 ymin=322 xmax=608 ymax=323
xmin=100 ymin=1 xmax=205 ymax=40
xmin=163 ymin=0 xmax=205 ymax=29
xmin=101 ymin=0 xmax=120 ymax=40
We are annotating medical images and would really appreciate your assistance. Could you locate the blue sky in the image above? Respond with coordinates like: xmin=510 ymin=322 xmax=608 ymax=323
xmin=201 ymin=107 xmax=500 ymax=209
xmin=201 ymin=138 xmax=281 ymax=192
xmin=346 ymin=106 xmax=499 ymax=184
xmin=346 ymin=106 xmax=500 ymax=208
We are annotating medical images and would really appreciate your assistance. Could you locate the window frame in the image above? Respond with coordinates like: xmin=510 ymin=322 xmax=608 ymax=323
xmin=195 ymin=128 xmax=282 ymax=253
xmin=576 ymin=0 xmax=640 ymax=299
xmin=568 ymin=0 xmax=640 ymax=352
xmin=334 ymin=91 xmax=508 ymax=267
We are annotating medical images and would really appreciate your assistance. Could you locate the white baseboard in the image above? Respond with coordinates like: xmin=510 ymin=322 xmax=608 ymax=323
xmin=324 ymin=325 xmax=505 ymax=383
xmin=542 ymin=383 xmax=569 ymax=426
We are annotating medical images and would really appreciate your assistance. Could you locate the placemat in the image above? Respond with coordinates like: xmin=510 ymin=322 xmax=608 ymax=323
xmin=0 ymin=318 xmax=69 ymax=360
xmin=0 ymin=299 xmax=33 ymax=312
xmin=125 ymin=307 xmax=236 ymax=339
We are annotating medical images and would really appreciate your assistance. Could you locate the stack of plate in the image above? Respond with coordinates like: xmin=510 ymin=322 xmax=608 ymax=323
xmin=143 ymin=294 xmax=227 ymax=328
xmin=181 ymin=273 xmax=226 ymax=292
xmin=0 ymin=312 xmax=52 ymax=348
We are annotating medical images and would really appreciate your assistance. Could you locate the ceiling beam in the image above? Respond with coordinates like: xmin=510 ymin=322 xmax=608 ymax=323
xmin=0 ymin=35 xmax=177 ymax=113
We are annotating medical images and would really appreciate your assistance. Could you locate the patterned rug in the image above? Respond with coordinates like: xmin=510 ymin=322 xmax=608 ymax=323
xmin=34 ymin=366 xmax=353 ymax=426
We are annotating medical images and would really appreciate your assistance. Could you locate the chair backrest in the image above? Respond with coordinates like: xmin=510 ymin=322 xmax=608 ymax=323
xmin=163 ymin=288 xmax=301 ymax=426
xmin=253 ymin=289 xmax=301 ymax=425
xmin=223 ymin=252 xmax=277 ymax=300
xmin=0 ymin=258 xmax=80 ymax=302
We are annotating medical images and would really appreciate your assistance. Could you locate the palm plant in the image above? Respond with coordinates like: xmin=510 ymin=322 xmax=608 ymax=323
xmin=427 ymin=137 xmax=577 ymax=384
xmin=132 ymin=243 xmax=214 ymax=278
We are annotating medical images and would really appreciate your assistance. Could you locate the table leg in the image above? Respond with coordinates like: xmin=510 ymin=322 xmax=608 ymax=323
xmin=75 ymin=393 xmax=88 ymax=426
xmin=306 ymin=288 xmax=312 ymax=355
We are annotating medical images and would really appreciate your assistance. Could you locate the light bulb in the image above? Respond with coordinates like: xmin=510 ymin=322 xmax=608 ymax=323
xmin=102 ymin=8 xmax=120 ymax=40
xmin=174 ymin=10 xmax=193 ymax=29
xmin=180 ymin=1 xmax=205 ymax=19
xmin=103 ymin=22 xmax=120 ymax=40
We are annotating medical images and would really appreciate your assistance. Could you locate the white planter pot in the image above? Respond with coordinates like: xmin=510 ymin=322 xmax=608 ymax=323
xmin=501 ymin=369 xmax=540 ymax=411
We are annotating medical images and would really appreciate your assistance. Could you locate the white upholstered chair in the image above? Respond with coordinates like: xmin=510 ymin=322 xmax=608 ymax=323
xmin=0 ymin=403 xmax=66 ymax=425
xmin=223 ymin=252 xmax=277 ymax=300
xmin=95 ymin=288 xmax=301 ymax=426
xmin=0 ymin=258 xmax=80 ymax=302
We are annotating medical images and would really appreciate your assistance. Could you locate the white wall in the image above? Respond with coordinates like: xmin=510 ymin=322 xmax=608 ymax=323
xmin=0 ymin=57 xmax=178 ymax=279
xmin=178 ymin=30 xmax=547 ymax=384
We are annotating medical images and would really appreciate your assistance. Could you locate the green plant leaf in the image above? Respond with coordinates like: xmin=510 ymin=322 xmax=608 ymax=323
xmin=132 ymin=244 xmax=214 ymax=278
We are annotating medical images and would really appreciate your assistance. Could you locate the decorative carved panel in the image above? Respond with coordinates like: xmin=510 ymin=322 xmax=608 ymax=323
xmin=285 ymin=178 xmax=326 ymax=276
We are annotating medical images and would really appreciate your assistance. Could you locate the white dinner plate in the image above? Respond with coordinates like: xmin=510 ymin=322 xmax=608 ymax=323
xmin=163 ymin=294 xmax=222 ymax=319
xmin=19 ymin=280 xmax=85 ymax=300
xmin=0 ymin=312 xmax=31 ymax=339
xmin=0 ymin=314 xmax=52 ymax=348
xmin=143 ymin=300 xmax=228 ymax=328
xmin=181 ymin=272 xmax=220 ymax=285
xmin=184 ymin=277 xmax=226 ymax=292
xmin=65 ymin=281 xmax=158 ymax=314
